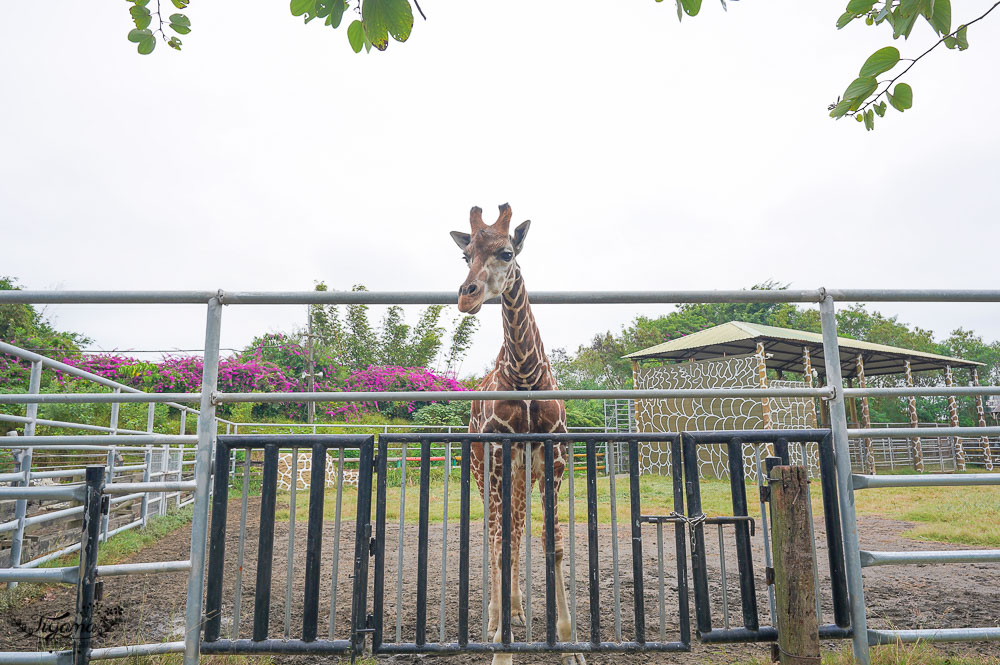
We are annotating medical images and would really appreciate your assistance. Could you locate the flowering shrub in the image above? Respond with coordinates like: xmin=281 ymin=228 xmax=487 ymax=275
xmin=327 ymin=365 xmax=467 ymax=421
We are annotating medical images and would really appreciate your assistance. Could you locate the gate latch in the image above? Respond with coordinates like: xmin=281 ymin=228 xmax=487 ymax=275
xmin=765 ymin=566 xmax=775 ymax=586
xmin=759 ymin=485 xmax=770 ymax=503
xmin=101 ymin=495 xmax=111 ymax=515
xmin=369 ymin=537 xmax=377 ymax=557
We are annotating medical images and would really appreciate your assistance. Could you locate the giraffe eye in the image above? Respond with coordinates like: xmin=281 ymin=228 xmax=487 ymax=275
xmin=500 ymin=251 xmax=513 ymax=261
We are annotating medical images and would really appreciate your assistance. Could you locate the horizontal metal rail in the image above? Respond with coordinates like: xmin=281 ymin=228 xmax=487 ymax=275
xmin=0 ymin=486 xmax=85 ymax=501
xmin=860 ymin=549 xmax=1000 ymax=567
xmin=849 ymin=426 xmax=1000 ymax=438
xmin=844 ymin=386 xmax=1000 ymax=397
xmin=0 ymin=392 xmax=200 ymax=404
xmin=0 ymin=560 xmax=191 ymax=584
xmin=869 ymin=627 xmax=1000 ymax=645
xmin=0 ymin=434 xmax=198 ymax=445
xmin=104 ymin=481 xmax=197 ymax=494
xmin=853 ymin=473 xmax=1000 ymax=489
xmin=4 ymin=288 xmax=1000 ymax=305
xmin=0 ymin=412 xmax=148 ymax=435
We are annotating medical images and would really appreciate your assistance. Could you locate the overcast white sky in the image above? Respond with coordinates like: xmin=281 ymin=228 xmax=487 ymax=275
xmin=2 ymin=1 xmax=998 ymax=377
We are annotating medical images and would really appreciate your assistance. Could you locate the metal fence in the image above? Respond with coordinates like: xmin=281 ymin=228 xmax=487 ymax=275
xmin=1 ymin=287 xmax=1000 ymax=665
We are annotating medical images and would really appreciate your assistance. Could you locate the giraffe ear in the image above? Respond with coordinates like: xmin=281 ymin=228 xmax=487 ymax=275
xmin=512 ymin=220 xmax=530 ymax=255
xmin=450 ymin=231 xmax=471 ymax=250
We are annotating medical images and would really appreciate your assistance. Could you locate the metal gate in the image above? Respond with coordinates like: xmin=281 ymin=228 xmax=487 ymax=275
xmin=197 ymin=430 xmax=854 ymax=659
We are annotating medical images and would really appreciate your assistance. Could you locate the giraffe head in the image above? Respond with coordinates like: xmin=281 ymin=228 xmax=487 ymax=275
xmin=450 ymin=203 xmax=530 ymax=314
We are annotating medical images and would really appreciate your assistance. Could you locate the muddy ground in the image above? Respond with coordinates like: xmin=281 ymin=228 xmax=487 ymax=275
xmin=3 ymin=495 xmax=999 ymax=664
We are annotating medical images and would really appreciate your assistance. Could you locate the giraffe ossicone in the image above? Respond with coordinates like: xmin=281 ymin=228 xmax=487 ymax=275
xmin=452 ymin=204 xmax=584 ymax=665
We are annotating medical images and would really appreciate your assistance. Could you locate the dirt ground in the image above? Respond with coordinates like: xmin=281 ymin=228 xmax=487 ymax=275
xmin=3 ymin=494 xmax=999 ymax=664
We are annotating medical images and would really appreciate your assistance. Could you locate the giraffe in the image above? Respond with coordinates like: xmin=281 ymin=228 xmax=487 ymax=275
xmin=451 ymin=203 xmax=584 ymax=665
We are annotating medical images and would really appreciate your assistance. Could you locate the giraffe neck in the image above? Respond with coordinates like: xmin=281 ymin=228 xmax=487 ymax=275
xmin=499 ymin=265 xmax=551 ymax=390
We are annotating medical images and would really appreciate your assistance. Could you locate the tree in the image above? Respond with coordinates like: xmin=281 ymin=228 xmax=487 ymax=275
xmin=120 ymin=0 xmax=995 ymax=133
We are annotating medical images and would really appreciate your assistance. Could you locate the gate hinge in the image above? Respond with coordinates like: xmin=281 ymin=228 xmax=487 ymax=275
xmin=765 ymin=566 xmax=775 ymax=586
xmin=369 ymin=537 xmax=377 ymax=557
xmin=759 ymin=485 xmax=770 ymax=503
xmin=101 ymin=495 xmax=111 ymax=515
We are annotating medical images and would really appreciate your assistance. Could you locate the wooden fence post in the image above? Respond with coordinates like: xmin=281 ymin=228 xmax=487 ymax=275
xmin=769 ymin=465 xmax=820 ymax=665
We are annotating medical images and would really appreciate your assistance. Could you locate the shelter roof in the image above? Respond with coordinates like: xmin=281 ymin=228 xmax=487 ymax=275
xmin=624 ymin=321 xmax=982 ymax=379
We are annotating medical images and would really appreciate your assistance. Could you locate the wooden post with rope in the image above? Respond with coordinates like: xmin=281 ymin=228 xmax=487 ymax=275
xmin=768 ymin=464 xmax=820 ymax=665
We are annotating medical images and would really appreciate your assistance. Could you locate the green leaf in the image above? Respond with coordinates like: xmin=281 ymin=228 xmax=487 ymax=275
xmin=943 ymin=34 xmax=957 ymax=48
xmin=846 ymin=0 xmax=876 ymax=12
xmin=169 ymin=13 xmax=191 ymax=27
xmin=347 ymin=19 xmax=365 ymax=53
xmin=680 ymin=0 xmax=703 ymax=16
xmin=130 ymin=5 xmax=152 ymax=30
xmin=290 ymin=0 xmax=314 ymax=16
xmin=874 ymin=101 xmax=887 ymax=117
xmin=167 ymin=36 xmax=182 ymax=50
xmin=928 ymin=0 xmax=950 ymax=34
xmin=864 ymin=109 xmax=875 ymax=131
xmin=892 ymin=7 xmax=919 ymax=38
xmin=137 ymin=32 xmax=156 ymax=54
xmin=843 ymin=76 xmax=878 ymax=109
xmin=362 ymin=0 xmax=413 ymax=50
xmin=859 ymin=46 xmax=899 ymax=77
xmin=856 ymin=113 xmax=864 ymax=122
xmin=127 ymin=28 xmax=151 ymax=43
xmin=836 ymin=11 xmax=855 ymax=28
xmin=326 ymin=0 xmax=347 ymax=28
xmin=170 ymin=0 xmax=189 ymax=8
xmin=889 ymin=82 xmax=912 ymax=111
xmin=169 ymin=22 xmax=191 ymax=34
xmin=956 ymin=24 xmax=968 ymax=49
xmin=829 ymin=98 xmax=854 ymax=118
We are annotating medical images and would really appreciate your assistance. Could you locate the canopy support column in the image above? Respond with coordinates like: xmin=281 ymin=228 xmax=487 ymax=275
xmin=856 ymin=356 xmax=875 ymax=475
xmin=945 ymin=366 xmax=965 ymax=470
xmin=904 ymin=360 xmax=924 ymax=472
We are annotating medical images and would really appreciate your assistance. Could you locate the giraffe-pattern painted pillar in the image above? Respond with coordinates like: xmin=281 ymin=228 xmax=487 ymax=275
xmin=972 ymin=369 xmax=994 ymax=470
xmin=945 ymin=365 xmax=966 ymax=471
xmin=856 ymin=355 xmax=875 ymax=475
xmin=756 ymin=342 xmax=772 ymax=429
xmin=802 ymin=346 xmax=819 ymax=429
xmin=904 ymin=360 xmax=924 ymax=472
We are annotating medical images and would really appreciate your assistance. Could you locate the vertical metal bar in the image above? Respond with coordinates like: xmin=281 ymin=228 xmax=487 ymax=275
xmin=568 ymin=440 xmax=577 ymax=643
xmin=656 ymin=521 xmax=666 ymax=641
xmin=396 ymin=442 xmax=407 ymax=643
xmin=501 ymin=440 xmax=513 ymax=646
xmin=7 ymin=359 xmax=40 ymax=591
xmin=800 ymin=441 xmax=823 ymax=625
xmin=818 ymin=435 xmax=850 ymax=628
xmin=183 ymin=296 xmax=222 ymax=665
xmin=285 ymin=446 xmax=298 ymax=639
xmin=232 ymin=450 xmax=250 ymax=640
xmin=204 ymin=441 xmax=231 ymax=642
xmin=755 ymin=445 xmax=777 ymax=623
xmin=585 ymin=439 xmax=601 ymax=645
xmin=719 ymin=524 xmax=729 ymax=630
xmin=628 ymin=438 xmax=645 ymax=645
xmin=349 ymin=436 xmax=375 ymax=656
xmin=72 ymin=466 xmax=105 ymax=665
xmin=524 ymin=442 xmax=532 ymax=642
xmin=141 ymin=447 xmax=152 ymax=528
xmin=253 ymin=443 xmax=280 ymax=641
xmin=303 ymin=444 xmax=327 ymax=641
xmin=483 ymin=441 xmax=491 ymax=642
xmin=329 ymin=448 xmax=346 ymax=640
xmin=682 ymin=434 xmax=711 ymax=635
xmin=416 ymin=438 xmax=431 ymax=647
xmin=607 ymin=439 xmax=622 ymax=642
xmin=102 ymin=448 xmax=115 ymax=541
xmin=372 ymin=438 xmax=388 ymax=651
xmin=820 ymin=294 xmax=870 ymax=665
xmin=459 ymin=438 xmax=471 ymax=648
xmin=726 ymin=437 xmax=759 ymax=631
xmin=440 ymin=440 xmax=451 ymax=644
xmin=672 ymin=437 xmax=690 ymax=646
xmin=178 ymin=410 xmax=187 ymax=508
xmin=110 ymin=388 xmax=121 ymax=435
xmin=543 ymin=440 xmax=557 ymax=647
xmin=162 ymin=443 xmax=170 ymax=517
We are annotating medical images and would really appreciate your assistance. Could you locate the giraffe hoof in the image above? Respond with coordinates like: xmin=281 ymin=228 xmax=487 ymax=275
xmin=510 ymin=606 xmax=526 ymax=627
xmin=562 ymin=653 xmax=586 ymax=665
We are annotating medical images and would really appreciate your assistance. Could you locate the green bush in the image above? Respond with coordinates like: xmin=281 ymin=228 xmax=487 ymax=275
xmin=412 ymin=401 xmax=470 ymax=427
